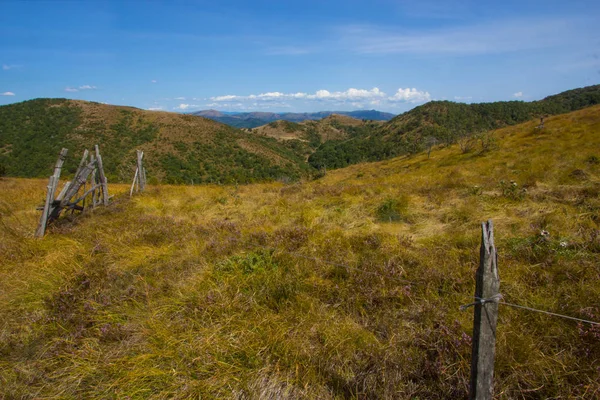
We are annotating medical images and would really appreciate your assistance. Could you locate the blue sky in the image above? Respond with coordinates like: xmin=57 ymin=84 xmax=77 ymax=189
xmin=1 ymin=0 xmax=599 ymax=113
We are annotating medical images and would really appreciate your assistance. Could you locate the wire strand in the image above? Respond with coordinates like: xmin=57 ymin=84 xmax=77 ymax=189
xmin=499 ymin=301 xmax=600 ymax=326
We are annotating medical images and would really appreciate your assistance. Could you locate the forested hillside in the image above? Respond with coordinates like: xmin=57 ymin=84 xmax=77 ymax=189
xmin=0 ymin=99 xmax=312 ymax=184
xmin=192 ymin=109 xmax=395 ymax=128
xmin=309 ymin=84 xmax=600 ymax=169
xmin=247 ymin=115 xmax=383 ymax=161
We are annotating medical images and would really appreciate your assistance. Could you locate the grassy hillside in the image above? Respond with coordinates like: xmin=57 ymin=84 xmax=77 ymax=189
xmin=193 ymin=110 xmax=395 ymax=129
xmin=309 ymin=84 xmax=600 ymax=169
xmin=1 ymin=105 xmax=599 ymax=398
xmin=248 ymin=115 xmax=383 ymax=161
xmin=0 ymin=99 xmax=313 ymax=184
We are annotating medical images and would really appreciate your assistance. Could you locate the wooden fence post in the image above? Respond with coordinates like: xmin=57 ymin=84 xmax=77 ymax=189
xmin=130 ymin=167 xmax=139 ymax=197
xmin=469 ymin=220 xmax=500 ymax=400
xmin=136 ymin=150 xmax=145 ymax=192
xmin=89 ymin=154 xmax=97 ymax=207
xmin=95 ymin=145 xmax=109 ymax=205
xmin=35 ymin=148 xmax=68 ymax=237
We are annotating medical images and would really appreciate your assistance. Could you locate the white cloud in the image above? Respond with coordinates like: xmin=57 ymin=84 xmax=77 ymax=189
xmin=210 ymin=87 xmax=386 ymax=102
xmin=148 ymin=106 xmax=164 ymax=111
xmin=307 ymin=87 xmax=386 ymax=100
xmin=174 ymin=104 xmax=199 ymax=111
xmin=205 ymin=86 xmax=431 ymax=110
xmin=174 ymin=97 xmax=186 ymax=100
xmin=454 ymin=96 xmax=473 ymax=101
xmin=1 ymin=91 xmax=15 ymax=96
xmin=2 ymin=64 xmax=19 ymax=70
xmin=389 ymin=88 xmax=431 ymax=103
xmin=64 ymin=85 xmax=97 ymax=92
xmin=151 ymin=80 xmax=157 ymax=83
xmin=513 ymin=91 xmax=523 ymax=98
xmin=211 ymin=94 xmax=241 ymax=102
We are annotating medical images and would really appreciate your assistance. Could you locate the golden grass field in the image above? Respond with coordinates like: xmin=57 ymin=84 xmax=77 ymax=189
xmin=1 ymin=106 xmax=599 ymax=398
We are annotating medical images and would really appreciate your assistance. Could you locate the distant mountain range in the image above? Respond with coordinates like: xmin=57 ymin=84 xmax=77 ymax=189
xmin=191 ymin=109 xmax=396 ymax=128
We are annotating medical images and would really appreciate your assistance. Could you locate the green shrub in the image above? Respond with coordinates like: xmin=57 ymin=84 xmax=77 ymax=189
xmin=499 ymin=180 xmax=527 ymax=200
xmin=376 ymin=195 xmax=410 ymax=222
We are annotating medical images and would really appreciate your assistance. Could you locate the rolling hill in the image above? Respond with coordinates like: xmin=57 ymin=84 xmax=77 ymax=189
xmin=0 ymin=99 xmax=313 ymax=184
xmin=1 ymin=104 xmax=599 ymax=398
xmin=308 ymin=84 xmax=600 ymax=169
xmin=192 ymin=109 xmax=395 ymax=129
xmin=246 ymin=114 xmax=384 ymax=161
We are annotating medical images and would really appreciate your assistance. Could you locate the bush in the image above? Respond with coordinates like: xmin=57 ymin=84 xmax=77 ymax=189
xmin=375 ymin=195 xmax=410 ymax=222
xmin=499 ymin=180 xmax=527 ymax=200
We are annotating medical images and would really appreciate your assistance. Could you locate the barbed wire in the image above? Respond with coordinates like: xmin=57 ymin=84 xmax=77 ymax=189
xmin=239 ymin=232 xmax=600 ymax=327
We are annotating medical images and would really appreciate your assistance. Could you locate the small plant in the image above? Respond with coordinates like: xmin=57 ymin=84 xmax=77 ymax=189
xmin=376 ymin=196 xmax=410 ymax=222
xmin=458 ymin=136 xmax=476 ymax=154
xmin=499 ymin=180 xmax=527 ymax=200
xmin=469 ymin=185 xmax=483 ymax=196
xmin=477 ymin=132 xmax=497 ymax=153
xmin=585 ymin=155 xmax=599 ymax=165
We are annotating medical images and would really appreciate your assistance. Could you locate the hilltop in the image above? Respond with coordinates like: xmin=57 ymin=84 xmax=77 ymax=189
xmin=245 ymin=114 xmax=383 ymax=160
xmin=309 ymin=84 xmax=600 ymax=169
xmin=0 ymin=99 xmax=312 ymax=184
xmin=1 ymin=105 xmax=599 ymax=398
xmin=192 ymin=109 xmax=395 ymax=129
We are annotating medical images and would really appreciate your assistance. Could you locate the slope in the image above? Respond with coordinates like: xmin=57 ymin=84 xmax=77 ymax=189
xmin=192 ymin=109 xmax=395 ymax=129
xmin=0 ymin=99 xmax=312 ymax=184
xmin=309 ymin=84 xmax=600 ymax=169
xmin=1 ymin=105 xmax=599 ymax=398
xmin=248 ymin=115 xmax=384 ymax=161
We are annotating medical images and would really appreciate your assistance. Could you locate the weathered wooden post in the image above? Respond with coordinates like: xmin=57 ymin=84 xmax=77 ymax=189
xmin=48 ymin=158 xmax=97 ymax=221
xmin=95 ymin=145 xmax=109 ymax=206
xmin=136 ymin=150 xmax=145 ymax=192
xmin=129 ymin=167 xmax=139 ymax=197
xmin=74 ymin=149 xmax=89 ymax=179
xmin=469 ymin=220 xmax=500 ymax=400
xmin=89 ymin=154 xmax=97 ymax=207
xmin=35 ymin=148 xmax=68 ymax=237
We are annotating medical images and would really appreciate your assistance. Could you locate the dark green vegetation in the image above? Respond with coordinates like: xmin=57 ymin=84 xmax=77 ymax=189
xmin=193 ymin=109 xmax=395 ymax=128
xmin=309 ymin=84 xmax=600 ymax=169
xmin=0 ymin=99 xmax=312 ymax=184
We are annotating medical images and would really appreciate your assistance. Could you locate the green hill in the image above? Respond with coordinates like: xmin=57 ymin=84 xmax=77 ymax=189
xmin=309 ymin=84 xmax=600 ymax=169
xmin=247 ymin=115 xmax=383 ymax=161
xmin=0 ymin=99 xmax=313 ymax=184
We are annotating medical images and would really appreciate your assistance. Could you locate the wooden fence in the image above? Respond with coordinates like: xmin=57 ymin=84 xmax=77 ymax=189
xmin=35 ymin=146 xmax=147 ymax=237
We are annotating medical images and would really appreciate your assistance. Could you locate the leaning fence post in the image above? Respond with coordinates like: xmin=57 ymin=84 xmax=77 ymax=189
xmin=35 ymin=148 xmax=68 ymax=237
xmin=469 ymin=220 xmax=500 ymax=400
xmin=136 ymin=150 xmax=145 ymax=192
xmin=94 ymin=145 xmax=109 ymax=206
xmin=130 ymin=167 xmax=139 ymax=197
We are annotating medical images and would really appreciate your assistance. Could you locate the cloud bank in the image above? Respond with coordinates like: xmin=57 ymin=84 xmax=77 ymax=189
xmin=203 ymin=87 xmax=429 ymax=111
xmin=1 ymin=91 xmax=15 ymax=96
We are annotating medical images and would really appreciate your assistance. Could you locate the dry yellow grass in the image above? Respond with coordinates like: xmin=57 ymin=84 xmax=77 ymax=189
xmin=1 ymin=106 xmax=599 ymax=398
